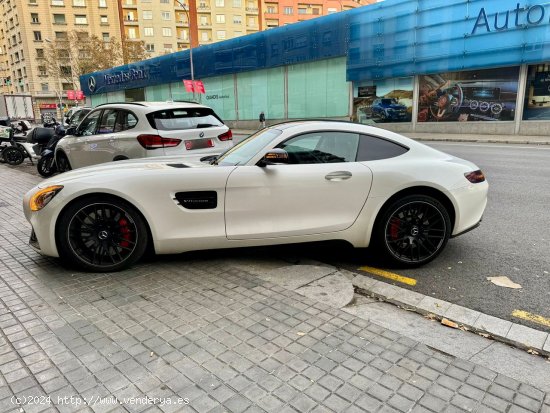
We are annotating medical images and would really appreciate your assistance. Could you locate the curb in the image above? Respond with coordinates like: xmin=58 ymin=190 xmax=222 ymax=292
xmin=350 ymin=274 xmax=550 ymax=358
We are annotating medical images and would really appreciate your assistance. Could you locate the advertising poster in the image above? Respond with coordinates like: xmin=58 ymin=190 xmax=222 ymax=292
xmin=523 ymin=65 xmax=550 ymax=120
xmin=418 ymin=68 xmax=519 ymax=122
xmin=352 ymin=78 xmax=413 ymax=124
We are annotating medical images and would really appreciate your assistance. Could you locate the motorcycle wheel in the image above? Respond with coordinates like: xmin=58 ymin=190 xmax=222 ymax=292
xmin=3 ymin=147 xmax=24 ymax=165
xmin=37 ymin=156 xmax=57 ymax=177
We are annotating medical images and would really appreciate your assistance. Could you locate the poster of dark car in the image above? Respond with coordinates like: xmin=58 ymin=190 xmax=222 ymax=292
xmin=523 ymin=66 xmax=550 ymax=120
xmin=417 ymin=68 xmax=519 ymax=122
xmin=352 ymin=78 xmax=413 ymax=124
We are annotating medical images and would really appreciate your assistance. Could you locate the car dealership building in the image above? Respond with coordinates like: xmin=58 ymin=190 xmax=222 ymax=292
xmin=80 ymin=0 xmax=550 ymax=136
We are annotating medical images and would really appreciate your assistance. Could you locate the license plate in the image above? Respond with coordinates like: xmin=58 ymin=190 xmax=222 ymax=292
xmin=185 ymin=138 xmax=214 ymax=150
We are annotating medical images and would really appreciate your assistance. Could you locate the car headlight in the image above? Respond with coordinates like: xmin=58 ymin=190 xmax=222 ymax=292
xmin=29 ymin=185 xmax=63 ymax=211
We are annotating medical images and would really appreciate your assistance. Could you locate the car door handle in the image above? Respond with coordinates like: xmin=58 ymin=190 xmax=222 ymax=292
xmin=325 ymin=171 xmax=352 ymax=181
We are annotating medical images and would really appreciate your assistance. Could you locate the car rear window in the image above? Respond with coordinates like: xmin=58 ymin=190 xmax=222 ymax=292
xmin=147 ymin=108 xmax=224 ymax=131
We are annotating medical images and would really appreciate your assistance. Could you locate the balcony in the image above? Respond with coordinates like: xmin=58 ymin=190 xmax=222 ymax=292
xmin=124 ymin=18 xmax=139 ymax=25
xmin=197 ymin=5 xmax=211 ymax=12
xmin=245 ymin=7 xmax=258 ymax=14
xmin=122 ymin=2 xmax=137 ymax=8
xmin=176 ymin=21 xmax=189 ymax=27
xmin=198 ymin=22 xmax=211 ymax=28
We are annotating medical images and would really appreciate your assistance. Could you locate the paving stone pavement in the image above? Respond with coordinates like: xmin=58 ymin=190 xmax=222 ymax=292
xmin=1 ymin=165 xmax=550 ymax=413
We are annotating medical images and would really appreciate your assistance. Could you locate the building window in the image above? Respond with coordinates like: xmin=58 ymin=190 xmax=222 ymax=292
xmin=217 ymin=30 xmax=225 ymax=39
xmin=31 ymin=13 xmax=39 ymax=23
xmin=267 ymin=6 xmax=275 ymax=13
xmin=200 ymin=16 xmax=208 ymax=25
xmin=327 ymin=7 xmax=337 ymax=14
xmin=38 ymin=66 xmax=47 ymax=76
xmin=233 ymin=15 xmax=241 ymax=24
xmin=160 ymin=0 xmax=169 ymax=3
xmin=127 ymin=28 xmax=136 ymax=39
xmin=215 ymin=0 xmax=224 ymax=7
xmin=126 ymin=11 xmax=135 ymax=21
xmin=98 ymin=0 xmax=107 ymax=7
xmin=201 ymin=31 xmax=208 ymax=41
xmin=298 ymin=8 xmax=306 ymax=14
xmin=53 ymin=14 xmax=66 ymax=24
xmin=55 ymin=31 xmax=67 ymax=39
xmin=232 ymin=0 xmax=241 ymax=7
xmin=73 ymin=0 xmax=85 ymax=6
xmin=216 ymin=14 xmax=225 ymax=23
xmin=248 ymin=16 xmax=255 ymax=26
xmin=51 ymin=0 xmax=64 ymax=5
xmin=234 ymin=30 xmax=242 ymax=36
xmin=29 ymin=0 xmax=37 ymax=4
xmin=143 ymin=10 xmax=152 ymax=19
xmin=312 ymin=7 xmax=319 ymax=15
xmin=284 ymin=7 xmax=293 ymax=14
xmin=162 ymin=11 xmax=171 ymax=20
xmin=162 ymin=27 xmax=172 ymax=37
xmin=144 ymin=27 xmax=153 ymax=36
xmin=36 ymin=48 xmax=44 ymax=58
xmin=75 ymin=15 xmax=87 ymax=24
xmin=100 ymin=15 xmax=108 ymax=24
xmin=62 ymin=83 xmax=72 ymax=91
xmin=163 ymin=44 xmax=172 ymax=52
xmin=33 ymin=31 xmax=42 ymax=41
xmin=41 ymin=83 xmax=48 ymax=91
xmin=102 ymin=32 xmax=109 ymax=41
xmin=145 ymin=43 xmax=154 ymax=52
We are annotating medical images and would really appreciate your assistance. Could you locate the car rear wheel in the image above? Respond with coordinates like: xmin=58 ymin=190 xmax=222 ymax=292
xmin=56 ymin=196 xmax=148 ymax=272
xmin=375 ymin=195 xmax=451 ymax=266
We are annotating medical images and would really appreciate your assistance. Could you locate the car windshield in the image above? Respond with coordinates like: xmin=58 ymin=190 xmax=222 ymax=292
xmin=216 ymin=129 xmax=282 ymax=166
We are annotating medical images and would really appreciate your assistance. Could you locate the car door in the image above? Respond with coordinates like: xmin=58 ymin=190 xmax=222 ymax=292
xmin=83 ymin=108 xmax=120 ymax=166
xmin=225 ymin=131 xmax=373 ymax=240
xmin=67 ymin=109 xmax=102 ymax=168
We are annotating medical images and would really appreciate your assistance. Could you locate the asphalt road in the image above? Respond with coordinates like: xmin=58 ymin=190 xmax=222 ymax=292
xmin=5 ymin=139 xmax=550 ymax=332
xmin=310 ymin=142 xmax=550 ymax=333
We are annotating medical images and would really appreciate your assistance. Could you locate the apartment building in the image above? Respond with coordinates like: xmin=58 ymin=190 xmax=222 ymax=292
xmin=0 ymin=0 xmax=120 ymax=114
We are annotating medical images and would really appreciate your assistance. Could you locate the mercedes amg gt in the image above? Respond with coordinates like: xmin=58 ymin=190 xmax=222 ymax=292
xmin=23 ymin=121 xmax=488 ymax=272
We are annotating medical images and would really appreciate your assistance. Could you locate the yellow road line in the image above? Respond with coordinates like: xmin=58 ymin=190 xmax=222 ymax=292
xmin=512 ymin=310 xmax=550 ymax=328
xmin=358 ymin=265 xmax=417 ymax=286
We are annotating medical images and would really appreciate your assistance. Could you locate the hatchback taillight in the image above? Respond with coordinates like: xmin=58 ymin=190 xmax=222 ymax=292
xmin=137 ymin=134 xmax=181 ymax=149
xmin=464 ymin=170 xmax=486 ymax=183
xmin=218 ymin=129 xmax=233 ymax=141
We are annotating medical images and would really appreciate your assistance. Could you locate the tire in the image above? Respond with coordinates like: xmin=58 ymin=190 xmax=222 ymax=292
xmin=56 ymin=196 xmax=148 ymax=272
xmin=3 ymin=147 xmax=24 ymax=165
xmin=374 ymin=195 xmax=451 ymax=266
xmin=38 ymin=156 xmax=57 ymax=177
xmin=56 ymin=152 xmax=72 ymax=172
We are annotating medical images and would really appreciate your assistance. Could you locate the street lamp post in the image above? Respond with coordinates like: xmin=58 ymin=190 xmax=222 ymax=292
xmin=174 ymin=0 xmax=195 ymax=101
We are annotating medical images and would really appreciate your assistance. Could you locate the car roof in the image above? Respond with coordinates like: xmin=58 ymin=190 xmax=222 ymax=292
xmin=92 ymin=101 xmax=210 ymax=111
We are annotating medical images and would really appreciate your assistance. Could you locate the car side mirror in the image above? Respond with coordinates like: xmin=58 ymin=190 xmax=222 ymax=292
xmin=66 ymin=126 xmax=77 ymax=136
xmin=257 ymin=148 xmax=290 ymax=167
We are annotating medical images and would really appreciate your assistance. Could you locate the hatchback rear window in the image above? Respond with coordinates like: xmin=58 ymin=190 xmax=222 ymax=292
xmin=148 ymin=108 xmax=224 ymax=130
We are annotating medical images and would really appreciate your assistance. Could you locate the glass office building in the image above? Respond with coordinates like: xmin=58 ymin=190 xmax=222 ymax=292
xmin=81 ymin=0 xmax=550 ymax=136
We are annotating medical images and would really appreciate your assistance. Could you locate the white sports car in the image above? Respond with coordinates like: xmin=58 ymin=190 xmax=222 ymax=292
xmin=23 ymin=121 xmax=488 ymax=272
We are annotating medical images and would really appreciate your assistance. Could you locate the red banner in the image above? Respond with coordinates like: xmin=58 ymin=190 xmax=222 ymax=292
xmin=39 ymin=103 xmax=57 ymax=109
xmin=66 ymin=90 xmax=75 ymax=100
xmin=182 ymin=80 xmax=206 ymax=94
xmin=75 ymin=90 xmax=85 ymax=100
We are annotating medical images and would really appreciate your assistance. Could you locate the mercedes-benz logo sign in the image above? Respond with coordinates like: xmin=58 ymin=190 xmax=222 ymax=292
xmin=199 ymin=132 xmax=205 ymax=138
xmin=410 ymin=226 xmax=419 ymax=236
xmin=98 ymin=230 xmax=109 ymax=240
xmin=88 ymin=76 xmax=96 ymax=93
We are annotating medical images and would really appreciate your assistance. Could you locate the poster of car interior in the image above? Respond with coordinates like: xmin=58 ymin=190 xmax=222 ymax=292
xmin=523 ymin=64 xmax=550 ymax=120
xmin=417 ymin=67 xmax=519 ymax=122
xmin=352 ymin=78 xmax=413 ymax=124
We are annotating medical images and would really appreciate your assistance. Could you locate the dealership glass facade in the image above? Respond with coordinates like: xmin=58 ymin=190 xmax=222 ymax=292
xmin=83 ymin=0 xmax=550 ymax=135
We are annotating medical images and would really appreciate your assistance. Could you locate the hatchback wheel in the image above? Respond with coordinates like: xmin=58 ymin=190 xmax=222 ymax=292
xmin=375 ymin=195 xmax=451 ymax=266
xmin=56 ymin=196 xmax=148 ymax=272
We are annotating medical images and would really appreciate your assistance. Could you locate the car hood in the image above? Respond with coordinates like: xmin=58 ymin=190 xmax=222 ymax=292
xmin=39 ymin=155 xmax=214 ymax=187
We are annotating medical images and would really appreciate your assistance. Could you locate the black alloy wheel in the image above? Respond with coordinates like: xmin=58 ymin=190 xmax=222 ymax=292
xmin=57 ymin=197 xmax=148 ymax=272
xmin=56 ymin=152 xmax=72 ymax=172
xmin=3 ymin=147 xmax=25 ymax=165
xmin=376 ymin=195 xmax=451 ymax=266
xmin=37 ymin=156 xmax=57 ymax=177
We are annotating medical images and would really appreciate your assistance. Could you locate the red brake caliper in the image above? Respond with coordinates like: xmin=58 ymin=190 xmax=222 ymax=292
xmin=389 ymin=217 xmax=400 ymax=240
xmin=119 ymin=218 xmax=131 ymax=248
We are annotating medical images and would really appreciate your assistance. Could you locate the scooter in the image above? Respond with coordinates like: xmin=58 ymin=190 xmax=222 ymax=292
xmin=0 ymin=127 xmax=27 ymax=165
xmin=37 ymin=125 xmax=65 ymax=177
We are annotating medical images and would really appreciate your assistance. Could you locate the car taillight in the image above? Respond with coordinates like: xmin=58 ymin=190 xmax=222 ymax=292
xmin=464 ymin=170 xmax=486 ymax=183
xmin=137 ymin=134 xmax=181 ymax=149
xmin=218 ymin=129 xmax=233 ymax=141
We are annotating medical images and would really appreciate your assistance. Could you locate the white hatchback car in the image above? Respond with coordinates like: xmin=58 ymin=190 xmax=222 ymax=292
xmin=55 ymin=101 xmax=232 ymax=171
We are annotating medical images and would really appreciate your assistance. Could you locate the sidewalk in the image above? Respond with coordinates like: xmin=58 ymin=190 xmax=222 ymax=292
xmin=1 ymin=164 xmax=549 ymax=413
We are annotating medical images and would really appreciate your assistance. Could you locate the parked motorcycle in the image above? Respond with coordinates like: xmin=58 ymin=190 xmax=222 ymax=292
xmin=0 ymin=127 xmax=27 ymax=165
xmin=37 ymin=125 xmax=65 ymax=177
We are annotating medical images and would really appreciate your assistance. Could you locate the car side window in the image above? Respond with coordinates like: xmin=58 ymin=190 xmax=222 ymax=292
xmin=77 ymin=110 xmax=101 ymax=136
xmin=115 ymin=111 xmax=138 ymax=132
xmin=97 ymin=109 xmax=118 ymax=134
xmin=277 ymin=132 xmax=360 ymax=164
xmin=356 ymin=134 xmax=409 ymax=161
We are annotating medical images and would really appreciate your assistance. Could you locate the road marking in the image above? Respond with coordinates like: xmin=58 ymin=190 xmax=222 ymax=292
xmin=358 ymin=266 xmax=417 ymax=286
xmin=512 ymin=310 xmax=550 ymax=328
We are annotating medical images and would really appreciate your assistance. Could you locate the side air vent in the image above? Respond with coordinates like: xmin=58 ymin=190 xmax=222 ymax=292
xmin=174 ymin=191 xmax=217 ymax=209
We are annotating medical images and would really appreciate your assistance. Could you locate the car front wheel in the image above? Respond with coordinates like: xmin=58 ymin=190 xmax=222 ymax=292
xmin=56 ymin=196 xmax=148 ymax=272
xmin=375 ymin=195 xmax=451 ymax=266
